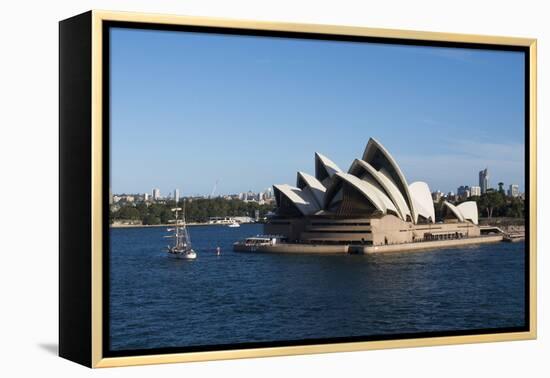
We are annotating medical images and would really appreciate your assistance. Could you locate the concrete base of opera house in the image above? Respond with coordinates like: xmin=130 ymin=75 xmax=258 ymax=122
xmin=362 ymin=234 xmax=504 ymax=253
xmin=243 ymin=235 xmax=504 ymax=255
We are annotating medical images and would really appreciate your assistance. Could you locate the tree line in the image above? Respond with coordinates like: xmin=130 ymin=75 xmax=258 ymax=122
xmin=110 ymin=198 xmax=275 ymax=225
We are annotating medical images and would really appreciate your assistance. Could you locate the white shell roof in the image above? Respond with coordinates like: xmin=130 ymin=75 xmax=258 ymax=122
xmin=443 ymin=201 xmax=465 ymax=222
xmin=315 ymin=153 xmax=342 ymax=177
xmin=273 ymin=184 xmax=320 ymax=215
xmin=362 ymin=138 xmax=416 ymax=222
xmin=457 ymin=201 xmax=479 ymax=225
xmin=409 ymin=181 xmax=435 ymax=223
xmin=349 ymin=159 xmax=412 ymax=221
xmin=273 ymin=137 xmax=459 ymax=225
xmin=443 ymin=201 xmax=479 ymax=224
xmin=296 ymin=171 xmax=326 ymax=208
xmin=332 ymin=172 xmax=398 ymax=215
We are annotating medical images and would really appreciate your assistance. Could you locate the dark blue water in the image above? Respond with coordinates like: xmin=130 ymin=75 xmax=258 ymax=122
xmin=109 ymin=224 xmax=525 ymax=351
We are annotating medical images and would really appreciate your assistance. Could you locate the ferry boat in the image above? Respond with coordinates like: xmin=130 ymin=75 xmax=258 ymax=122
xmin=165 ymin=203 xmax=197 ymax=260
xmin=227 ymin=221 xmax=241 ymax=228
xmin=233 ymin=235 xmax=286 ymax=252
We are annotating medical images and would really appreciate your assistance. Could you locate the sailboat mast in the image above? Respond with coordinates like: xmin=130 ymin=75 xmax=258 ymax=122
xmin=182 ymin=198 xmax=191 ymax=246
xmin=175 ymin=206 xmax=179 ymax=248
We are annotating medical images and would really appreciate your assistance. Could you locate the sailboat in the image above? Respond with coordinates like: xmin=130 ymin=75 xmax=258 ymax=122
xmin=165 ymin=202 xmax=197 ymax=260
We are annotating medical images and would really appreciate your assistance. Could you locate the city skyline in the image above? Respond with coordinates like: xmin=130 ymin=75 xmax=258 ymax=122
xmin=110 ymin=28 xmax=525 ymax=196
xmin=110 ymin=164 xmax=521 ymax=198
xmin=110 ymin=171 xmax=522 ymax=200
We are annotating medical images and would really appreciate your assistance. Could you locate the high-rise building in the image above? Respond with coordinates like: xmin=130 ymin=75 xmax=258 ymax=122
xmin=508 ymin=184 xmax=519 ymax=198
xmin=174 ymin=188 xmax=180 ymax=203
xmin=152 ymin=188 xmax=161 ymax=200
xmin=457 ymin=185 xmax=470 ymax=198
xmin=470 ymin=186 xmax=481 ymax=197
xmin=144 ymin=192 xmax=149 ymax=201
xmin=479 ymin=168 xmax=489 ymax=194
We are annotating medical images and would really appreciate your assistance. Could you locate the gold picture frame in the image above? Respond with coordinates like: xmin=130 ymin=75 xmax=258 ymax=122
xmin=59 ymin=10 xmax=537 ymax=368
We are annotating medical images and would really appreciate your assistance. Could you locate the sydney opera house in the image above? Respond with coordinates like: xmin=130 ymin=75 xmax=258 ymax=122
xmin=251 ymin=138 xmax=491 ymax=253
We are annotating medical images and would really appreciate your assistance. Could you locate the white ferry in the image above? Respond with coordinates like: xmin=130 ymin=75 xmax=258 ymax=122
xmin=233 ymin=235 xmax=286 ymax=252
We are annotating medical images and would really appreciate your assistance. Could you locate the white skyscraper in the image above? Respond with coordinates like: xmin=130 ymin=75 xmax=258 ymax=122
xmin=508 ymin=184 xmax=519 ymax=198
xmin=174 ymin=188 xmax=180 ymax=203
xmin=152 ymin=188 xmax=161 ymax=200
xmin=470 ymin=186 xmax=481 ymax=196
xmin=144 ymin=192 xmax=149 ymax=201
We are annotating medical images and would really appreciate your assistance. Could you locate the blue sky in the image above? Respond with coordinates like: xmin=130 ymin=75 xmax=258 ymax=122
xmin=110 ymin=27 xmax=525 ymax=196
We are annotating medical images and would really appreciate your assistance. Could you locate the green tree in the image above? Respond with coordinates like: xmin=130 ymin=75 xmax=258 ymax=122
xmin=478 ymin=191 xmax=505 ymax=219
xmin=142 ymin=214 xmax=161 ymax=225
xmin=116 ymin=206 xmax=140 ymax=220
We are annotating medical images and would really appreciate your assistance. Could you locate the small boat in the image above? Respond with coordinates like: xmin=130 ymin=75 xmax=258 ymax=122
xmin=165 ymin=202 xmax=197 ymax=260
xmin=227 ymin=221 xmax=240 ymax=228
xmin=233 ymin=235 xmax=286 ymax=252
xmin=503 ymin=232 xmax=525 ymax=242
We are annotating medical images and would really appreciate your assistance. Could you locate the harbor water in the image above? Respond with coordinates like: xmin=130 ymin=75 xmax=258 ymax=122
xmin=109 ymin=223 xmax=525 ymax=351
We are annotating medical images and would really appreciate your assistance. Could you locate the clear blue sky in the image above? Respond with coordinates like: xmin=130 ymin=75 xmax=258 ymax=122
xmin=110 ymin=27 xmax=525 ymax=196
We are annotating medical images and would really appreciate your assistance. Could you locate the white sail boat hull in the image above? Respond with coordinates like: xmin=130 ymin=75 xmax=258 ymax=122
xmin=168 ymin=248 xmax=197 ymax=260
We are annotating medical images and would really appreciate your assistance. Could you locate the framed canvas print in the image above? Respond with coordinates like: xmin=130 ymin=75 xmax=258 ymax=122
xmin=59 ymin=10 xmax=537 ymax=368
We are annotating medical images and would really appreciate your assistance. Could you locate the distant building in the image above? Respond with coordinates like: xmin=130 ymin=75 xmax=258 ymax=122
xmin=479 ymin=168 xmax=489 ymax=194
xmin=457 ymin=185 xmax=470 ymax=199
xmin=508 ymin=184 xmax=520 ymax=198
xmin=431 ymin=190 xmax=443 ymax=202
xmin=470 ymin=186 xmax=481 ymax=197
xmin=264 ymin=197 xmax=276 ymax=205
xmin=152 ymin=188 xmax=161 ymax=200
xmin=174 ymin=188 xmax=180 ymax=203
xmin=446 ymin=192 xmax=457 ymax=202
xmin=233 ymin=216 xmax=254 ymax=223
xmin=143 ymin=192 xmax=149 ymax=201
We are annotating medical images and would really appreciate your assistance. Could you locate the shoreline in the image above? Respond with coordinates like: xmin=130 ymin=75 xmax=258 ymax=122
xmin=110 ymin=222 xmax=260 ymax=229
